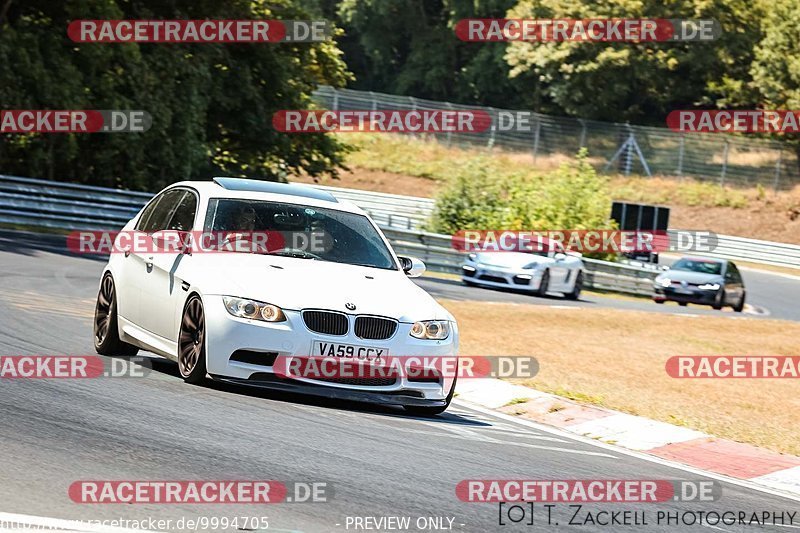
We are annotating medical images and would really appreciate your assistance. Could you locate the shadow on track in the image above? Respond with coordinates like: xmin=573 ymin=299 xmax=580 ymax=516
xmin=118 ymin=353 xmax=491 ymax=428
xmin=0 ymin=229 xmax=108 ymax=262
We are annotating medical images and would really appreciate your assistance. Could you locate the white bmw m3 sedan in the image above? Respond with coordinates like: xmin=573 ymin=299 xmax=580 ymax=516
xmin=93 ymin=178 xmax=459 ymax=414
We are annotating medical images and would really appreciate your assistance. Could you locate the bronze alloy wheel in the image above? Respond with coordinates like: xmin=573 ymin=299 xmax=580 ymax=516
xmin=93 ymin=273 xmax=138 ymax=356
xmin=94 ymin=274 xmax=114 ymax=345
xmin=178 ymin=295 xmax=207 ymax=383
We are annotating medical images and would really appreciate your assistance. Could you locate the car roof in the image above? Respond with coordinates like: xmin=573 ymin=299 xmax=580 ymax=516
xmin=168 ymin=178 xmax=366 ymax=215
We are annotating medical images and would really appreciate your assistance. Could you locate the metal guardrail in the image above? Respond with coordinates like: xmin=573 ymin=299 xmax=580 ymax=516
xmin=312 ymin=184 xmax=435 ymax=230
xmin=0 ymin=174 xmax=659 ymax=295
xmin=2 ymin=175 xmax=797 ymax=297
xmin=325 ymin=182 xmax=800 ymax=271
xmin=0 ymin=174 xmax=149 ymax=231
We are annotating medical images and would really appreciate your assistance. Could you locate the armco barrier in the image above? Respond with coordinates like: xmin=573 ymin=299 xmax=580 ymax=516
xmin=313 ymin=181 xmax=800 ymax=271
xmin=0 ymin=174 xmax=658 ymax=295
xmin=2 ymin=175 xmax=795 ymax=295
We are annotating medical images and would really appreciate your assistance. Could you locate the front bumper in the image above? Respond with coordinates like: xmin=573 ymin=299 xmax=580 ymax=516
xmin=203 ymin=295 xmax=458 ymax=404
xmin=461 ymin=262 xmax=543 ymax=291
xmin=210 ymin=373 xmax=446 ymax=407
xmin=653 ymin=286 xmax=719 ymax=304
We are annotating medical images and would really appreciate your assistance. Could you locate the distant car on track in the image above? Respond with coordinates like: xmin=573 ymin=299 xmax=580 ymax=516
xmin=461 ymin=240 xmax=585 ymax=300
xmin=652 ymin=256 xmax=745 ymax=311
xmin=93 ymin=178 xmax=458 ymax=415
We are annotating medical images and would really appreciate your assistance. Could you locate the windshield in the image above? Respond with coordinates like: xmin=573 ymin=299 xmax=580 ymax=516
xmin=671 ymin=258 xmax=723 ymax=275
xmin=205 ymin=198 xmax=397 ymax=270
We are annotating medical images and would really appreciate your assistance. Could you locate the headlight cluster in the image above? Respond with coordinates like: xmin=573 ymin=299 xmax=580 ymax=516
xmin=223 ymin=296 xmax=286 ymax=322
xmin=698 ymin=283 xmax=721 ymax=290
xmin=410 ymin=320 xmax=450 ymax=340
xmin=655 ymin=276 xmax=671 ymax=287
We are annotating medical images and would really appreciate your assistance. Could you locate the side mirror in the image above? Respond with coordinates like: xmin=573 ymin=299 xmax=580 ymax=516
xmin=554 ymin=252 xmax=567 ymax=261
xmin=398 ymin=256 xmax=426 ymax=278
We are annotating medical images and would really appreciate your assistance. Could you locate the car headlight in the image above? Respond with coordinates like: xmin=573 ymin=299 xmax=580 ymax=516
xmin=655 ymin=276 xmax=671 ymax=287
xmin=522 ymin=262 xmax=538 ymax=270
xmin=410 ymin=320 xmax=450 ymax=340
xmin=698 ymin=283 xmax=720 ymax=290
xmin=467 ymin=253 xmax=477 ymax=261
xmin=223 ymin=296 xmax=286 ymax=322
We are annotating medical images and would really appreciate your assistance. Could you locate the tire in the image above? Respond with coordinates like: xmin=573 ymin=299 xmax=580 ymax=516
xmin=712 ymin=290 xmax=725 ymax=310
xmin=653 ymin=298 xmax=665 ymax=304
xmin=403 ymin=375 xmax=457 ymax=416
xmin=178 ymin=295 xmax=208 ymax=384
xmin=93 ymin=273 xmax=139 ymax=356
xmin=678 ymin=302 xmax=688 ymax=307
xmin=564 ymin=271 xmax=583 ymax=300
xmin=536 ymin=269 xmax=550 ymax=297
xmin=733 ymin=292 xmax=745 ymax=313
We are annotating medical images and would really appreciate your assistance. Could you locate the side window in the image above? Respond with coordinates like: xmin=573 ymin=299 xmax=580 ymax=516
xmin=728 ymin=263 xmax=741 ymax=283
xmin=139 ymin=189 xmax=184 ymax=234
xmin=166 ymin=191 xmax=198 ymax=231
xmin=135 ymin=195 xmax=163 ymax=231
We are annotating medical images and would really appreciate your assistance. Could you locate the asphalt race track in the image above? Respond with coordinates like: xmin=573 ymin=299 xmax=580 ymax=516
xmin=1 ymin=229 xmax=799 ymax=532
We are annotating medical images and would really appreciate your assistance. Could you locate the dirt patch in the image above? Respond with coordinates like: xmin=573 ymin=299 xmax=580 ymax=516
xmin=669 ymin=200 xmax=800 ymax=244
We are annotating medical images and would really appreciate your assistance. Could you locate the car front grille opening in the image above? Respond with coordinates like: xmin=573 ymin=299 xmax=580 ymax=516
xmin=408 ymin=375 xmax=441 ymax=383
xmin=478 ymin=274 xmax=507 ymax=284
xmin=302 ymin=310 xmax=349 ymax=336
xmin=313 ymin=376 xmax=397 ymax=387
xmin=230 ymin=350 xmax=279 ymax=366
xmin=512 ymin=275 xmax=532 ymax=285
xmin=462 ymin=267 xmax=476 ymax=278
xmin=354 ymin=316 xmax=398 ymax=340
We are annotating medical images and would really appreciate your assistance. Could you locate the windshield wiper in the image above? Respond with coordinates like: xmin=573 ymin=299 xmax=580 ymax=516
xmin=270 ymin=249 xmax=318 ymax=260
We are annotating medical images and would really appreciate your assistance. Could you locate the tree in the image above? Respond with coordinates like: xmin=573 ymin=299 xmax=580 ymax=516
xmin=0 ymin=0 xmax=351 ymax=190
xmin=336 ymin=0 xmax=528 ymax=107
xmin=504 ymin=0 xmax=765 ymax=122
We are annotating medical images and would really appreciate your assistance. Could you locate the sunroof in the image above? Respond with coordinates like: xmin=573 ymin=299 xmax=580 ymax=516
xmin=212 ymin=177 xmax=338 ymax=203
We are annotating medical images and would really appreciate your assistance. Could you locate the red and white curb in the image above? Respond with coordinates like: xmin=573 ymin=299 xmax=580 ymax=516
xmin=455 ymin=378 xmax=800 ymax=497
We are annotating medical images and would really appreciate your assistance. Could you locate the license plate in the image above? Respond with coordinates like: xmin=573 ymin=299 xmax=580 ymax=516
xmin=313 ymin=341 xmax=387 ymax=362
xmin=675 ymin=288 xmax=693 ymax=295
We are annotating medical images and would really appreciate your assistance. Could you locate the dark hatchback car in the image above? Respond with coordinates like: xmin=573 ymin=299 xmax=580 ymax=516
xmin=652 ymin=257 xmax=746 ymax=311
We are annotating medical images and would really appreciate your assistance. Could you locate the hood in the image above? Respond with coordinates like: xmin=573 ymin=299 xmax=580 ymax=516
xmin=189 ymin=254 xmax=450 ymax=322
xmin=661 ymin=269 xmax=723 ymax=285
xmin=475 ymin=252 xmax=544 ymax=269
